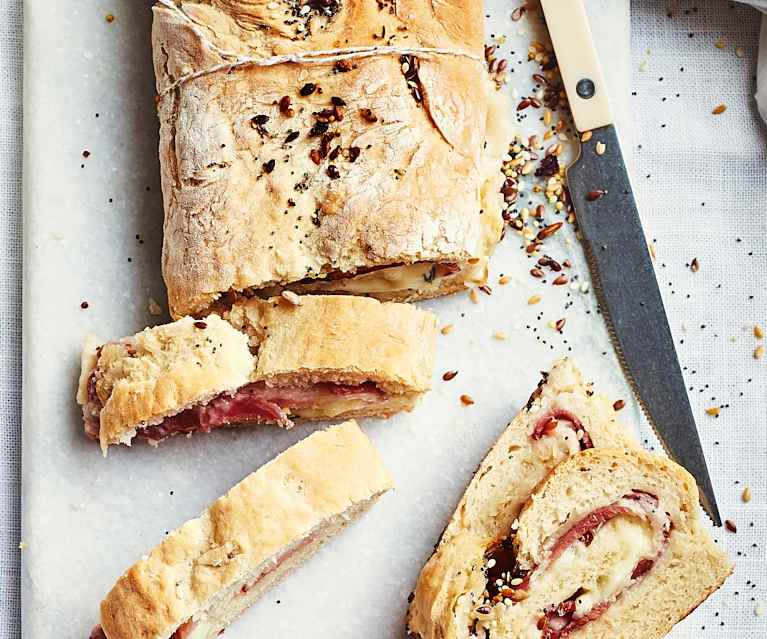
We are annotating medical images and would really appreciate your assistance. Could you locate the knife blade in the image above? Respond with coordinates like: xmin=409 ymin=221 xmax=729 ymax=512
xmin=540 ymin=0 xmax=721 ymax=525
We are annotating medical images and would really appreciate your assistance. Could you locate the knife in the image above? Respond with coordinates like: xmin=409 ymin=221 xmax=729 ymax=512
xmin=539 ymin=0 xmax=721 ymax=525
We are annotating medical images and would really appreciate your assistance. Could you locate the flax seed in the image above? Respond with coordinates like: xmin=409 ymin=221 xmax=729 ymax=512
xmin=460 ymin=394 xmax=475 ymax=406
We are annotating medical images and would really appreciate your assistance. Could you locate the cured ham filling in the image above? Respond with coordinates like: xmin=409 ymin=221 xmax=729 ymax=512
xmin=530 ymin=409 xmax=593 ymax=451
xmin=83 ymin=377 xmax=388 ymax=444
xmin=476 ymin=491 xmax=671 ymax=638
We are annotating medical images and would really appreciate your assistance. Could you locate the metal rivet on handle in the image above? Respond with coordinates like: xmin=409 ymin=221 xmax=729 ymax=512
xmin=576 ymin=78 xmax=595 ymax=99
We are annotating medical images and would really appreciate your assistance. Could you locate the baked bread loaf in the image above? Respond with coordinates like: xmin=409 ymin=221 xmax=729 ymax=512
xmin=89 ymin=420 xmax=393 ymax=639
xmin=152 ymin=0 xmax=503 ymax=318
xmin=77 ymin=295 xmax=435 ymax=452
xmin=407 ymin=359 xmax=636 ymax=639
xmin=414 ymin=448 xmax=731 ymax=639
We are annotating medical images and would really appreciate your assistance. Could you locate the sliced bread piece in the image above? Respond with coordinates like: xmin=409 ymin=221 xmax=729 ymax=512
xmin=91 ymin=420 xmax=393 ymax=639
xmin=77 ymin=295 xmax=436 ymax=452
xmin=407 ymin=359 xmax=636 ymax=639
xmin=468 ymin=448 xmax=732 ymax=639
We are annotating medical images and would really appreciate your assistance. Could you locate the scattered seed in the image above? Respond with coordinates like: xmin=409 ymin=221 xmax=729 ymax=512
xmin=299 ymin=82 xmax=317 ymax=96
xmin=742 ymin=486 xmax=752 ymax=503
xmin=193 ymin=321 xmax=208 ymax=330
xmin=595 ymin=142 xmax=606 ymax=155
xmin=712 ymin=103 xmax=727 ymax=115
xmin=511 ymin=6 xmax=525 ymax=21
xmin=735 ymin=46 xmax=745 ymax=58
xmin=613 ymin=399 xmax=626 ymax=411
xmin=755 ymin=324 xmax=764 ymax=339
xmin=580 ymin=131 xmax=592 ymax=142
xmin=499 ymin=275 xmax=511 ymax=285
xmin=479 ymin=285 xmax=492 ymax=296
xmin=586 ymin=190 xmax=607 ymax=201
xmin=105 ymin=14 xmax=115 ymax=23
xmin=705 ymin=406 xmax=721 ymax=417
xmin=724 ymin=519 xmax=737 ymax=533
xmin=326 ymin=165 xmax=340 ymax=179
xmin=537 ymin=222 xmax=563 ymax=240
xmin=469 ymin=288 xmax=480 ymax=304
xmin=517 ymin=99 xmax=532 ymax=111
xmin=690 ymin=257 xmax=700 ymax=273
xmin=543 ymin=109 xmax=552 ymax=126
xmin=279 ymin=95 xmax=293 ymax=115
xmin=530 ymin=268 xmax=544 ymax=278
xmin=441 ymin=324 xmax=454 ymax=335
xmin=555 ymin=318 xmax=566 ymax=332
xmin=460 ymin=394 xmax=475 ymax=406
xmin=528 ymin=294 xmax=542 ymax=305
xmin=494 ymin=331 xmax=508 ymax=340
xmin=80 ymin=301 xmax=89 ymax=309
xmin=649 ymin=243 xmax=657 ymax=259
xmin=714 ymin=38 xmax=726 ymax=50
xmin=443 ymin=370 xmax=458 ymax=381
xmin=280 ymin=290 xmax=301 ymax=306
xmin=526 ymin=242 xmax=540 ymax=254
xmin=148 ymin=298 xmax=163 ymax=316
xmin=552 ymin=274 xmax=569 ymax=286
xmin=754 ymin=345 xmax=764 ymax=360
xmin=360 ymin=108 xmax=378 ymax=123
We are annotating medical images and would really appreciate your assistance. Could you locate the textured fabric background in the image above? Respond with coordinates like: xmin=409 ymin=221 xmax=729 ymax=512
xmin=0 ymin=0 xmax=22 ymax=637
xmin=2 ymin=0 xmax=766 ymax=636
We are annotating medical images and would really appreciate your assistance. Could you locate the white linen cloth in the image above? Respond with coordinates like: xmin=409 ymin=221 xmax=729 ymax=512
xmin=729 ymin=1 xmax=767 ymax=121
xmin=0 ymin=0 xmax=765 ymax=637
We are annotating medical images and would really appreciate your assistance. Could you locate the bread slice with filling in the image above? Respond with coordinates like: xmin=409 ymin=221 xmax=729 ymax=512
xmin=407 ymin=359 xmax=636 ymax=639
xmin=467 ymin=448 xmax=732 ymax=639
xmin=89 ymin=420 xmax=393 ymax=639
xmin=77 ymin=295 xmax=436 ymax=453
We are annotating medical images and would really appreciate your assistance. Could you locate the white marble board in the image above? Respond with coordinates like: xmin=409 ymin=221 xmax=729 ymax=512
xmin=22 ymin=2 xmax=711 ymax=639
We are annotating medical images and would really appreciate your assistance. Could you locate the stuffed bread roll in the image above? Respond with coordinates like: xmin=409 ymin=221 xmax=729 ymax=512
xmin=89 ymin=421 xmax=393 ymax=639
xmin=77 ymin=295 xmax=435 ymax=453
xmin=407 ymin=359 xmax=636 ymax=639
xmin=464 ymin=448 xmax=731 ymax=639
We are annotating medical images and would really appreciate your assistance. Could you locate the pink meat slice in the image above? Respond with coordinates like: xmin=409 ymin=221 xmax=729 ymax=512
xmin=530 ymin=409 xmax=593 ymax=450
xmin=537 ymin=491 xmax=666 ymax=638
xmin=86 ymin=380 xmax=386 ymax=444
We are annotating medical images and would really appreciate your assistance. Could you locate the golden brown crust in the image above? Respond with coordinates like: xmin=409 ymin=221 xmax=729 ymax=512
xmin=99 ymin=420 xmax=393 ymax=639
xmin=407 ymin=359 xmax=637 ymax=639
xmin=152 ymin=1 xmax=488 ymax=318
xmin=87 ymin=315 xmax=254 ymax=452
xmin=229 ymin=295 xmax=435 ymax=392
xmin=78 ymin=295 xmax=436 ymax=449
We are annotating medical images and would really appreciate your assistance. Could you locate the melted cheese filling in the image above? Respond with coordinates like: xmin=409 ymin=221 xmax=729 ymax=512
xmin=531 ymin=423 xmax=583 ymax=463
xmin=542 ymin=515 xmax=656 ymax=618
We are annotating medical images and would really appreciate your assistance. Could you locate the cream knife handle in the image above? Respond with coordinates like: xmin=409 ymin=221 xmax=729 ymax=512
xmin=540 ymin=0 xmax=613 ymax=132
